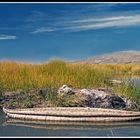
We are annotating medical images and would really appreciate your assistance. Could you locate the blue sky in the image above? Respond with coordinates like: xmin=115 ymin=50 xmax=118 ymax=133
xmin=1 ymin=3 xmax=140 ymax=63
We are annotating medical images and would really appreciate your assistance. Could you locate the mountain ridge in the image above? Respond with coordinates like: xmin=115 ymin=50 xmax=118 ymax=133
xmin=73 ymin=50 xmax=140 ymax=64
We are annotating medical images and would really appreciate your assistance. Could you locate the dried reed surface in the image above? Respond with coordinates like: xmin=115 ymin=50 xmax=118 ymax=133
xmin=3 ymin=107 xmax=140 ymax=122
xmin=5 ymin=112 xmax=140 ymax=122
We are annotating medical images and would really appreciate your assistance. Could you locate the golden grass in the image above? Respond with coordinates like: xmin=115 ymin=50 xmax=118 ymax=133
xmin=0 ymin=60 xmax=140 ymax=92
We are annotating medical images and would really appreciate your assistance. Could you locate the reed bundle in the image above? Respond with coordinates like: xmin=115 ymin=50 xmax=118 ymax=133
xmin=3 ymin=107 xmax=140 ymax=122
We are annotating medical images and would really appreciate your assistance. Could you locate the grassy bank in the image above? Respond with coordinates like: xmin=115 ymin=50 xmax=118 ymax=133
xmin=0 ymin=60 xmax=140 ymax=104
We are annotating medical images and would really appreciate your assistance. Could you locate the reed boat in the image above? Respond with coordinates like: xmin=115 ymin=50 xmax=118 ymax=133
xmin=3 ymin=107 xmax=140 ymax=122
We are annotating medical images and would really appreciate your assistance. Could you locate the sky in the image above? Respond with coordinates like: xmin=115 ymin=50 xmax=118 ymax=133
xmin=0 ymin=2 xmax=140 ymax=63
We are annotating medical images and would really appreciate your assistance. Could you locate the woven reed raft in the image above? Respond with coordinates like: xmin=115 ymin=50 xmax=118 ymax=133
xmin=3 ymin=107 xmax=140 ymax=122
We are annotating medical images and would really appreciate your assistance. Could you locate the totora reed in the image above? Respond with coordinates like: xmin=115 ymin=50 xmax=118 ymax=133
xmin=3 ymin=107 xmax=140 ymax=122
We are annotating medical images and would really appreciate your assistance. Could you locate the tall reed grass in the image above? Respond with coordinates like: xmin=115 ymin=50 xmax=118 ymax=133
xmin=114 ymin=79 xmax=140 ymax=104
xmin=0 ymin=60 xmax=140 ymax=92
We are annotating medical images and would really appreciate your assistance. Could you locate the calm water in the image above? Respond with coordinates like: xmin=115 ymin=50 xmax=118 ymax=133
xmin=116 ymin=77 xmax=140 ymax=85
xmin=1 ymin=110 xmax=140 ymax=137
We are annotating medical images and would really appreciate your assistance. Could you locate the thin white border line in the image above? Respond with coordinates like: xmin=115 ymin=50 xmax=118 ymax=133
xmin=0 ymin=2 xmax=140 ymax=3
xmin=0 ymin=136 xmax=140 ymax=138
xmin=1 ymin=137 xmax=140 ymax=138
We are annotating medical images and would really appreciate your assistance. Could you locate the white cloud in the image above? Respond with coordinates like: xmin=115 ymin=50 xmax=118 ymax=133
xmin=31 ymin=13 xmax=140 ymax=33
xmin=31 ymin=28 xmax=56 ymax=34
xmin=71 ymin=15 xmax=138 ymax=23
xmin=67 ymin=14 xmax=140 ymax=31
xmin=0 ymin=35 xmax=17 ymax=40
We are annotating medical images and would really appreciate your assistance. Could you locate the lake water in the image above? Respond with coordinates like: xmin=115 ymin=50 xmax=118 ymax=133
xmin=115 ymin=77 xmax=140 ymax=84
xmin=1 ymin=110 xmax=140 ymax=137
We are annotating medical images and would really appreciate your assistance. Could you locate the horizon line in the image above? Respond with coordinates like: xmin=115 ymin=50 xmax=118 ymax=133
xmin=0 ymin=50 xmax=140 ymax=64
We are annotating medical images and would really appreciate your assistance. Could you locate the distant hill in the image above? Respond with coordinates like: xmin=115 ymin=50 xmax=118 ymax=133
xmin=74 ymin=50 xmax=140 ymax=64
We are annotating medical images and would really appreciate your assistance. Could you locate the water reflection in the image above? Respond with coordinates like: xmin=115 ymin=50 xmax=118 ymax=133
xmin=3 ymin=118 xmax=140 ymax=131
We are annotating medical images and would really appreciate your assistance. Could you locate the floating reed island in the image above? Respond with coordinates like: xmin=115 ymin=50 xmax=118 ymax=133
xmin=3 ymin=107 xmax=140 ymax=122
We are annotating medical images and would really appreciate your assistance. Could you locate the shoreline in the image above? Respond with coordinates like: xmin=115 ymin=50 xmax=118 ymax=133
xmin=0 ymin=84 xmax=140 ymax=111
